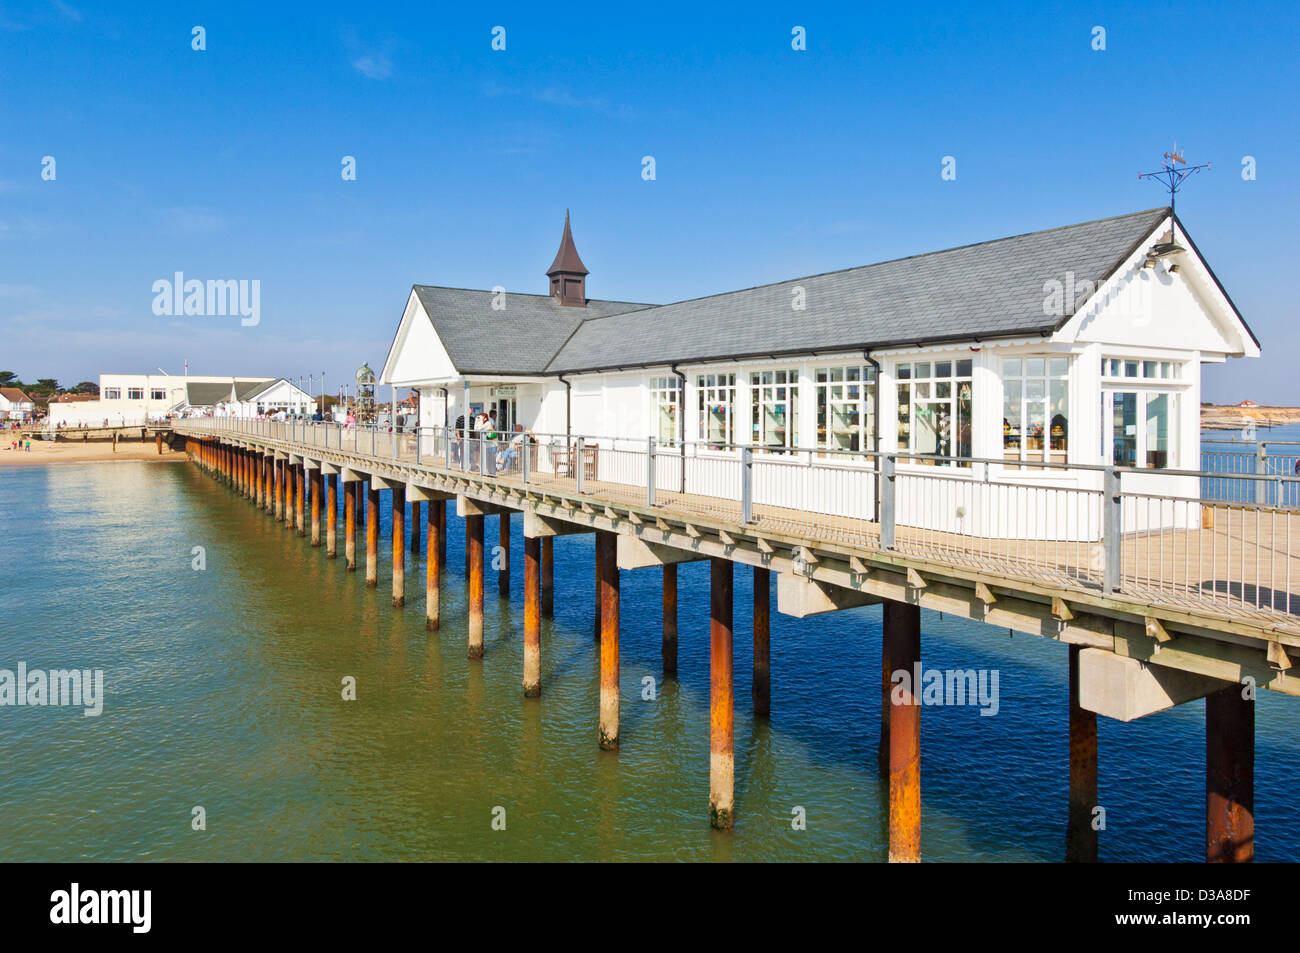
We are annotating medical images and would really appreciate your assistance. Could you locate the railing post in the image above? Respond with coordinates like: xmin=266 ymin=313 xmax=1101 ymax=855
xmin=576 ymin=437 xmax=585 ymax=493
xmin=391 ymin=423 xmax=398 ymax=460
xmin=880 ymin=453 xmax=896 ymax=550
xmin=479 ymin=433 xmax=487 ymax=476
xmin=741 ymin=446 xmax=753 ymax=523
xmin=415 ymin=426 xmax=421 ymax=466
xmin=1103 ymin=466 xmax=1122 ymax=593
xmin=522 ymin=433 xmax=530 ymax=483
xmin=647 ymin=436 xmax=656 ymax=506
xmin=1256 ymin=441 xmax=1267 ymax=506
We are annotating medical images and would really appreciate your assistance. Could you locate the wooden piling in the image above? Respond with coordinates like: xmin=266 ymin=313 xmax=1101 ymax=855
xmin=885 ymin=599 xmax=921 ymax=863
xmin=540 ymin=536 xmax=554 ymax=616
xmin=498 ymin=513 xmax=511 ymax=596
xmin=365 ymin=480 xmax=379 ymax=588
xmin=662 ymin=563 xmax=678 ymax=676
xmin=709 ymin=557 xmax=734 ymax=829
xmin=310 ymin=469 xmax=322 ymax=547
xmin=467 ymin=514 xmax=485 ymax=658
xmin=753 ymin=566 xmax=770 ymax=716
xmin=344 ymin=479 xmax=357 ymax=571
xmin=523 ymin=534 xmax=541 ymax=697
xmin=1066 ymin=644 xmax=1099 ymax=863
xmin=325 ymin=474 xmax=337 ymax=557
xmin=597 ymin=530 xmax=620 ymax=749
xmin=155 ymin=431 xmax=162 ymax=454
xmin=1206 ymin=684 xmax=1254 ymax=863
xmin=426 ymin=500 xmax=441 ymax=631
xmin=392 ymin=486 xmax=406 ymax=608
xmin=411 ymin=501 xmax=421 ymax=555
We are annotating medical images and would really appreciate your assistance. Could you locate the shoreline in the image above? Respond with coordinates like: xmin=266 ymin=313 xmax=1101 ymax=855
xmin=0 ymin=441 xmax=186 ymax=467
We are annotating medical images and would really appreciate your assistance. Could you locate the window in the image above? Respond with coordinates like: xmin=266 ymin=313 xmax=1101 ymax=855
xmin=816 ymin=365 xmax=876 ymax=454
xmin=650 ymin=377 xmax=681 ymax=445
xmin=896 ymin=359 xmax=972 ymax=465
xmin=750 ymin=369 xmax=799 ymax=451
xmin=1104 ymin=391 xmax=1179 ymax=469
xmin=103 ymin=388 xmax=121 ymax=400
xmin=127 ymin=387 xmax=144 ymax=400
xmin=1003 ymin=357 xmax=1069 ymax=464
xmin=696 ymin=373 xmax=737 ymax=448
xmin=151 ymin=388 xmax=166 ymax=401
xmin=1102 ymin=357 xmax=1180 ymax=380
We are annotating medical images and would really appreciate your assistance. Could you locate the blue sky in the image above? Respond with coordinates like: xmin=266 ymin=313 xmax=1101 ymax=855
xmin=1 ymin=1 xmax=1296 ymax=402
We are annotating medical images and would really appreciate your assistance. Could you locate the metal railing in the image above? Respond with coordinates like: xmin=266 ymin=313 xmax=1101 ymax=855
xmin=175 ymin=417 xmax=1300 ymax=628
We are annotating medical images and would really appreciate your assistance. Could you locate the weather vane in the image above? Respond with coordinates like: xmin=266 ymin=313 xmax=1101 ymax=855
xmin=1139 ymin=145 xmax=1210 ymax=215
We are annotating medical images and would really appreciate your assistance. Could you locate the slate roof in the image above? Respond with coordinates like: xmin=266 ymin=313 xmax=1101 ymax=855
xmin=409 ymin=207 xmax=1243 ymax=378
xmin=411 ymin=286 xmax=653 ymax=375
xmin=185 ymin=381 xmax=236 ymax=406
xmin=544 ymin=208 xmax=1172 ymax=373
xmin=234 ymin=378 xmax=277 ymax=401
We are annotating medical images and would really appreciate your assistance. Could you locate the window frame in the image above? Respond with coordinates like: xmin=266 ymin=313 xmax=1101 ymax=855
xmin=749 ymin=368 xmax=800 ymax=453
xmin=895 ymin=357 xmax=973 ymax=467
xmin=696 ymin=372 xmax=737 ymax=449
xmin=815 ymin=364 xmax=876 ymax=457
xmin=649 ymin=376 xmax=682 ymax=446
xmin=1001 ymin=355 xmax=1070 ymax=465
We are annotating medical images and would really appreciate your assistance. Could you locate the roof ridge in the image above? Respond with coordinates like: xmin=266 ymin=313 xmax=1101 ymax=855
xmin=412 ymin=284 xmax=652 ymax=307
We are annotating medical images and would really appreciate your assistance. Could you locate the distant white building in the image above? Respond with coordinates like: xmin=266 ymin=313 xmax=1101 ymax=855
xmin=48 ymin=374 xmax=311 ymax=425
xmin=0 ymin=388 xmax=35 ymax=421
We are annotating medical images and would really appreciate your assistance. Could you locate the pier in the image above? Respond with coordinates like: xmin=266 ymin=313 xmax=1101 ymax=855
xmin=174 ymin=417 xmax=1299 ymax=862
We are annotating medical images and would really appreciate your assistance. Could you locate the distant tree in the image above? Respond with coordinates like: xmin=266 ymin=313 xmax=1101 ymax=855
xmin=74 ymin=381 xmax=99 ymax=395
xmin=0 ymin=371 xmax=18 ymax=387
xmin=32 ymin=378 xmax=59 ymax=395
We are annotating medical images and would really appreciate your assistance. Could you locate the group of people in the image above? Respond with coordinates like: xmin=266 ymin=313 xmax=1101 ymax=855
xmin=452 ymin=409 xmax=534 ymax=472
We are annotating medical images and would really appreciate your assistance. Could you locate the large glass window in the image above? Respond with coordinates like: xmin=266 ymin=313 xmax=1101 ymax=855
xmin=696 ymin=373 xmax=736 ymax=448
xmin=750 ymin=369 xmax=798 ymax=451
xmin=1104 ymin=391 xmax=1178 ymax=469
xmin=896 ymin=359 xmax=972 ymax=466
xmin=150 ymin=388 xmax=166 ymax=401
xmin=127 ymin=388 xmax=144 ymax=400
xmin=816 ymin=365 xmax=876 ymax=454
xmin=650 ymin=376 xmax=681 ymax=445
xmin=1002 ymin=356 xmax=1069 ymax=464
xmin=103 ymin=388 xmax=121 ymax=400
xmin=1102 ymin=357 xmax=1181 ymax=381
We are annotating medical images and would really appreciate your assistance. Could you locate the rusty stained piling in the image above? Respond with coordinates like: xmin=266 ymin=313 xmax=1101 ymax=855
xmin=284 ymin=460 xmax=295 ymax=531
xmin=597 ymin=530 xmax=619 ymax=749
xmin=523 ymin=534 xmax=541 ymax=697
xmin=343 ymin=479 xmax=357 ymax=571
xmin=310 ymin=469 xmax=322 ymax=547
xmin=662 ymin=563 xmax=678 ymax=676
xmin=885 ymin=599 xmax=921 ymax=863
xmin=410 ymin=501 xmax=421 ymax=555
xmin=753 ymin=566 xmax=770 ymax=716
xmin=325 ymin=474 xmax=337 ymax=556
xmin=540 ymin=536 xmax=554 ymax=616
xmin=498 ymin=513 xmax=511 ymax=596
xmin=709 ymin=557 xmax=735 ymax=830
xmin=256 ymin=454 xmax=266 ymax=509
xmin=392 ymin=486 xmax=406 ymax=608
xmin=155 ymin=431 xmax=163 ymax=454
xmin=1066 ymin=645 xmax=1099 ymax=863
xmin=274 ymin=458 xmax=284 ymax=522
xmin=426 ymin=500 xmax=441 ymax=630
xmin=1206 ymin=684 xmax=1254 ymax=862
xmin=467 ymin=514 xmax=485 ymax=658
xmin=437 ymin=502 xmax=447 ymax=570
xmin=365 ymin=480 xmax=380 ymax=587
xmin=295 ymin=464 xmax=306 ymax=536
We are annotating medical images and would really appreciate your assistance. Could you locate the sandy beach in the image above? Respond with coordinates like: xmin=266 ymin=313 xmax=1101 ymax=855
xmin=0 ymin=437 xmax=185 ymax=466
